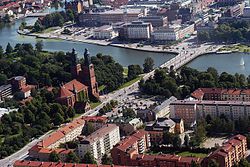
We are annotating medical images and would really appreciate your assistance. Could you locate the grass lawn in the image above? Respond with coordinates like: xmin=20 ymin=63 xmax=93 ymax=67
xmin=177 ymin=151 xmax=208 ymax=158
xmin=123 ymin=67 xmax=128 ymax=77
xmin=99 ymin=85 xmax=106 ymax=92
xmin=90 ymin=101 xmax=101 ymax=109
xmin=118 ymin=76 xmax=142 ymax=90
xmin=219 ymin=44 xmax=250 ymax=52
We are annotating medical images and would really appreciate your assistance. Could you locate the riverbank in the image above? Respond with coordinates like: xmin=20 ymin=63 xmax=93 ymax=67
xmin=18 ymin=29 xmax=179 ymax=54
xmin=218 ymin=44 xmax=250 ymax=53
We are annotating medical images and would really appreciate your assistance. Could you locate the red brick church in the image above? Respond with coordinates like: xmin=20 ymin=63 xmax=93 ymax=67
xmin=57 ymin=48 xmax=99 ymax=109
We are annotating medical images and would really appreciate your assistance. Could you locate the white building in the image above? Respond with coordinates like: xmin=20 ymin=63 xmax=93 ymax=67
xmin=127 ymin=21 xmax=152 ymax=39
xmin=93 ymin=25 xmax=118 ymax=39
xmin=153 ymin=96 xmax=177 ymax=118
xmin=78 ymin=124 xmax=120 ymax=160
xmin=243 ymin=7 xmax=250 ymax=17
xmin=170 ymin=100 xmax=250 ymax=126
xmin=152 ymin=25 xmax=180 ymax=41
xmin=0 ymin=84 xmax=12 ymax=102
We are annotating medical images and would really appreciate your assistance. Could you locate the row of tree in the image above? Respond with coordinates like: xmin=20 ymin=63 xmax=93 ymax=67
xmin=139 ymin=66 xmax=250 ymax=99
xmin=198 ymin=20 xmax=250 ymax=43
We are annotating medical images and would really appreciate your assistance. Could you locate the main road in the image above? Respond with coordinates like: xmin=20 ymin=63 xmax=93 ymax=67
xmin=0 ymin=39 xmax=223 ymax=167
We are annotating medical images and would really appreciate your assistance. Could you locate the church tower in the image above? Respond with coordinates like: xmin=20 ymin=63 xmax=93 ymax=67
xmin=70 ymin=48 xmax=82 ymax=80
xmin=81 ymin=49 xmax=99 ymax=100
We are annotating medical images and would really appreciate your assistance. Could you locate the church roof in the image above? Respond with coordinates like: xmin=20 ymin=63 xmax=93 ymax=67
xmin=59 ymin=87 xmax=73 ymax=98
xmin=64 ymin=79 xmax=88 ymax=92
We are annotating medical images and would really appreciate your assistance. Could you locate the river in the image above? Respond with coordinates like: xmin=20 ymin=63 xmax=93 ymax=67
xmin=0 ymin=12 xmax=175 ymax=67
xmin=187 ymin=52 xmax=250 ymax=76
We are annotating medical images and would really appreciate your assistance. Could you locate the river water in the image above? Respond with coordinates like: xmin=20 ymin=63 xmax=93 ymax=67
xmin=187 ymin=52 xmax=250 ymax=76
xmin=1 ymin=8 xmax=250 ymax=75
xmin=0 ymin=13 xmax=175 ymax=67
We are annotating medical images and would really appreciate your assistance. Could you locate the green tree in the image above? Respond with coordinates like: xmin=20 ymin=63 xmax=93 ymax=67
xmin=19 ymin=21 xmax=27 ymax=31
xmin=66 ymin=9 xmax=75 ymax=22
xmin=53 ymin=112 xmax=64 ymax=126
xmin=35 ymin=40 xmax=43 ymax=52
xmin=122 ymin=108 xmax=136 ymax=118
xmin=5 ymin=43 xmax=13 ymax=54
xmin=24 ymin=109 xmax=35 ymax=124
xmin=191 ymin=160 xmax=200 ymax=167
xmin=163 ymin=131 xmax=174 ymax=145
xmin=0 ymin=45 xmax=3 ymax=58
xmin=66 ymin=151 xmax=80 ymax=163
xmin=67 ymin=107 xmax=75 ymax=118
xmin=0 ymin=74 xmax=7 ymax=85
xmin=82 ymin=122 xmax=95 ymax=136
xmin=49 ymin=151 xmax=60 ymax=162
xmin=208 ymin=159 xmax=219 ymax=167
xmin=173 ymin=135 xmax=181 ymax=148
xmin=143 ymin=57 xmax=154 ymax=73
xmin=33 ymin=20 xmax=43 ymax=32
xmin=83 ymin=151 xmax=97 ymax=164
xmin=101 ymin=154 xmax=112 ymax=165
xmin=184 ymin=134 xmax=189 ymax=147
xmin=127 ymin=64 xmax=142 ymax=80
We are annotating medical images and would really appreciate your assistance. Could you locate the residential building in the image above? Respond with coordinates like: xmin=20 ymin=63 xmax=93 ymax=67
xmin=0 ymin=84 xmax=12 ymax=102
xmin=152 ymin=96 xmax=177 ymax=118
xmin=78 ymin=8 xmax=145 ymax=26
xmin=111 ymin=130 xmax=151 ymax=165
xmin=191 ymin=88 xmax=250 ymax=101
xmin=145 ymin=118 xmax=184 ymax=144
xmin=111 ymin=130 xmax=202 ymax=166
xmin=139 ymin=16 xmax=168 ymax=27
xmin=78 ymin=124 xmax=120 ymax=160
xmin=65 ymin=0 xmax=85 ymax=13
xmin=170 ymin=100 xmax=250 ymax=126
xmin=109 ymin=117 xmax=143 ymax=135
xmin=243 ymin=7 xmax=250 ymax=17
xmin=129 ymin=154 xmax=202 ymax=167
xmin=223 ymin=3 xmax=245 ymax=17
xmin=14 ymin=160 xmax=128 ymax=167
xmin=8 ymin=76 xmax=34 ymax=99
xmin=93 ymin=25 xmax=118 ymax=39
xmin=29 ymin=116 xmax=106 ymax=161
xmin=126 ymin=21 xmax=153 ymax=39
xmin=57 ymin=49 xmax=99 ymax=108
xmin=204 ymin=134 xmax=247 ymax=167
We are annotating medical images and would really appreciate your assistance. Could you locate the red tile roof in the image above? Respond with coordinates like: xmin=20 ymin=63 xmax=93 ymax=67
xmin=59 ymin=87 xmax=74 ymax=98
xmin=14 ymin=160 xmax=129 ymax=167
xmin=64 ymin=79 xmax=88 ymax=92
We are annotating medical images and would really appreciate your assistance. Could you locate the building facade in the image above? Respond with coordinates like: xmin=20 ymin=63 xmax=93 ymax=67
xmin=126 ymin=21 xmax=153 ymax=40
xmin=204 ymin=135 xmax=247 ymax=167
xmin=78 ymin=124 xmax=120 ymax=160
xmin=170 ymin=100 xmax=250 ymax=126
xmin=0 ymin=84 xmax=12 ymax=102
xmin=93 ymin=25 xmax=118 ymax=39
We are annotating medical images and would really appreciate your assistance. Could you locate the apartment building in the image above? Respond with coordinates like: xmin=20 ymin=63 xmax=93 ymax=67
xmin=126 ymin=21 xmax=153 ymax=40
xmin=170 ymin=100 xmax=250 ymax=126
xmin=111 ymin=130 xmax=202 ymax=166
xmin=111 ymin=130 xmax=151 ymax=166
xmin=145 ymin=118 xmax=184 ymax=144
xmin=191 ymin=88 xmax=250 ymax=101
xmin=0 ymin=84 xmax=12 ymax=102
xmin=14 ymin=160 xmax=129 ymax=167
xmin=78 ymin=124 xmax=120 ymax=160
xmin=29 ymin=116 xmax=107 ymax=161
xmin=204 ymin=134 xmax=247 ymax=167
